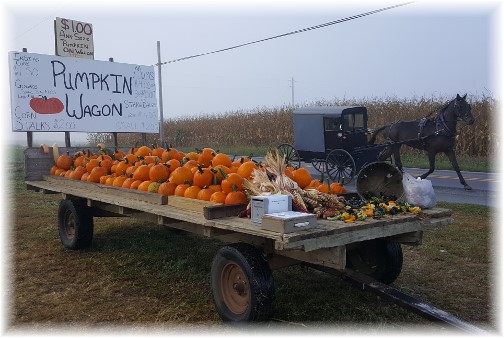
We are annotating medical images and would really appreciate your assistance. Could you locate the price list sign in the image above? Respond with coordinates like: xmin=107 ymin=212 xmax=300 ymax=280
xmin=9 ymin=51 xmax=158 ymax=133
xmin=55 ymin=17 xmax=94 ymax=59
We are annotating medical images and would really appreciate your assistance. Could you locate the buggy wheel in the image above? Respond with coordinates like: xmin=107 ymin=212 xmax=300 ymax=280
xmin=325 ymin=149 xmax=356 ymax=185
xmin=211 ymin=243 xmax=275 ymax=322
xmin=58 ymin=199 xmax=94 ymax=250
xmin=346 ymin=239 xmax=403 ymax=285
xmin=277 ymin=143 xmax=301 ymax=169
xmin=311 ymin=158 xmax=326 ymax=175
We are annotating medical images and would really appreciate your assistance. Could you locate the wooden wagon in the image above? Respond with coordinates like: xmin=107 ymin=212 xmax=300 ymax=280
xmin=24 ymin=146 xmax=454 ymax=322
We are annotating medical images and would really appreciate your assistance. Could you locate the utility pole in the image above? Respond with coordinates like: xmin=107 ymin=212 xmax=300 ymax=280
xmin=157 ymin=41 xmax=165 ymax=145
xmin=290 ymin=77 xmax=295 ymax=107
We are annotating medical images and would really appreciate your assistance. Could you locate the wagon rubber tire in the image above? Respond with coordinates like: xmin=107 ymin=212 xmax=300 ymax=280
xmin=277 ymin=143 xmax=301 ymax=170
xmin=346 ymin=240 xmax=403 ymax=285
xmin=211 ymin=243 xmax=275 ymax=322
xmin=58 ymin=199 xmax=94 ymax=250
xmin=325 ymin=149 xmax=356 ymax=185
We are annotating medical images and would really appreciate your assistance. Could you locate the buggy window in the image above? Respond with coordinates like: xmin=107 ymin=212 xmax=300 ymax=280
xmin=343 ymin=112 xmax=365 ymax=131
xmin=324 ymin=118 xmax=342 ymax=131
xmin=343 ymin=114 xmax=353 ymax=131
xmin=354 ymin=113 xmax=365 ymax=129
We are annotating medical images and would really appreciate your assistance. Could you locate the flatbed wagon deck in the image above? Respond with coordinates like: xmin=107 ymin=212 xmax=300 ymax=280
xmin=27 ymin=175 xmax=452 ymax=264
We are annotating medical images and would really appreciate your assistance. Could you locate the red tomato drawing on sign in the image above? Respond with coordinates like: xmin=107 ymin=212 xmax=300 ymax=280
xmin=29 ymin=96 xmax=64 ymax=114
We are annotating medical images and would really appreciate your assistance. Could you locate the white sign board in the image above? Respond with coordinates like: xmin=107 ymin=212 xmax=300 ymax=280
xmin=9 ymin=51 xmax=158 ymax=133
xmin=55 ymin=17 xmax=94 ymax=59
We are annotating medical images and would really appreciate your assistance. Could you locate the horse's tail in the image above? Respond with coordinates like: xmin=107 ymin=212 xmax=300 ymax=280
xmin=368 ymin=125 xmax=389 ymax=145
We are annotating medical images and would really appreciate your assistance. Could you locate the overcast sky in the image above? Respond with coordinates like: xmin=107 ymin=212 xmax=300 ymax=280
xmin=1 ymin=0 xmax=501 ymax=145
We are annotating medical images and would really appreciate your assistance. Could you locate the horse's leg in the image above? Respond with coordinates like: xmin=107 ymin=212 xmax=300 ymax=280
xmin=445 ymin=150 xmax=472 ymax=190
xmin=393 ymin=146 xmax=404 ymax=172
xmin=420 ymin=151 xmax=436 ymax=179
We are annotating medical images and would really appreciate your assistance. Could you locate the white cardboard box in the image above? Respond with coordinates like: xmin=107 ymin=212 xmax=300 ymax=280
xmin=251 ymin=195 xmax=292 ymax=224
xmin=260 ymin=211 xmax=317 ymax=234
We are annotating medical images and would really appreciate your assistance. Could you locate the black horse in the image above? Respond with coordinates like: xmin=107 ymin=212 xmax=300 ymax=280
xmin=369 ymin=94 xmax=475 ymax=190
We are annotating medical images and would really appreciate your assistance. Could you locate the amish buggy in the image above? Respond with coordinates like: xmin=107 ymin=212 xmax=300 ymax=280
xmin=278 ymin=106 xmax=391 ymax=184
xmin=279 ymin=94 xmax=475 ymax=189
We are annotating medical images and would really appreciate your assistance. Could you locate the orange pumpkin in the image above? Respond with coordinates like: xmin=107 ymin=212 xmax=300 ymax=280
xmin=197 ymin=148 xmax=215 ymax=167
xmin=212 ymin=153 xmax=232 ymax=168
xmin=149 ymin=163 xmax=170 ymax=182
xmin=197 ymin=187 xmax=216 ymax=201
xmin=224 ymin=191 xmax=247 ymax=205
xmin=88 ymin=166 xmax=107 ymax=183
xmin=165 ymin=159 xmax=180 ymax=173
xmin=174 ymin=183 xmax=190 ymax=197
xmin=292 ymin=168 xmax=312 ymax=189
xmin=135 ymin=145 xmax=152 ymax=157
xmin=133 ymin=165 xmax=151 ymax=181
xmin=158 ymin=182 xmax=177 ymax=196
xmin=72 ymin=166 xmax=87 ymax=180
xmin=137 ymin=180 xmax=153 ymax=191
xmin=121 ymin=177 xmax=136 ymax=189
xmin=330 ymin=182 xmax=347 ymax=194
xmin=129 ymin=180 xmax=143 ymax=190
xmin=221 ymin=172 xmax=244 ymax=194
xmin=193 ymin=166 xmax=214 ymax=188
xmin=184 ymin=186 xmax=201 ymax=199
xmin=170 ymin=167 xmax=193 ymax=185
xmin=210 ymin=191 xmax=227 ymax=204
xmin=56 ymin=154 xmax=73 ymax=170
xmin=237 ymin=161 xmax=258 ymax=181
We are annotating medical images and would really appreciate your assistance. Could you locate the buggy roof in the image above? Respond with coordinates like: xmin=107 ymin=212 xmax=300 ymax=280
xmin=293 ymin=106 xmax=366 ymax=117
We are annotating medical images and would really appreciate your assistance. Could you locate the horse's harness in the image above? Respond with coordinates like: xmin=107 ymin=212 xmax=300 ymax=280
xmin=417 ymin=108 xmax=458 ymax=143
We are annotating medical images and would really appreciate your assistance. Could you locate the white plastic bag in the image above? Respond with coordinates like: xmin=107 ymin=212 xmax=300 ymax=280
xmin=402 ymin=172 xmax=437 ymax=209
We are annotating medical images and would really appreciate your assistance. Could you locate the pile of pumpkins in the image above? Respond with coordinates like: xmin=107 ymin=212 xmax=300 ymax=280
xmin=50 ymin=145 xmax=346 ymax=205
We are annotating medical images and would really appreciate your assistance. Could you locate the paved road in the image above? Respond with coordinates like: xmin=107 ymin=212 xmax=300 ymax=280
xmin=252 ymin=157 xmax=498 ymax=207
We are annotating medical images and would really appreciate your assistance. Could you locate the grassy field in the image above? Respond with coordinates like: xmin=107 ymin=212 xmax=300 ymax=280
xmin=88 ymin=94 xmax=498 ymax=161
xmin=7 ymin=161 xmax=496 ymax=333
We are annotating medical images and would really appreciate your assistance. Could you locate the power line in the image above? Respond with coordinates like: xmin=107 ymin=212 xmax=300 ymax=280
xmin=158 ymin=2 xmax=413 ymax=66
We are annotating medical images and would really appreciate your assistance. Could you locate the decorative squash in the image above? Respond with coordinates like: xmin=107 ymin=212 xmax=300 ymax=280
xmin=147 ymin=182 xmax=161 ymax=193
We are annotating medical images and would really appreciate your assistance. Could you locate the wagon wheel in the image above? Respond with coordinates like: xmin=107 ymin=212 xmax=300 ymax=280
xmin=346 ymin=239 xmax=403 ymax=285
xmin=277 ymin=143 xmax=301 ymax=169
xmin=325 ymin=149 xmax=356 ymax=185
xmin=58 ymin=199 xmax=94 ymax=250
xmin=211 ymin=243 xmax=275 ymax=322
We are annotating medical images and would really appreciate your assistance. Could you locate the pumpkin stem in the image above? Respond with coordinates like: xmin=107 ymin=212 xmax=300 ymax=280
xmin=218 ymin=167 xmax=228 ymax=179
xmin=211 ymin=172 xmax=218 ymax=185
xmin=197 ymin=164 xmax=204 ymax=174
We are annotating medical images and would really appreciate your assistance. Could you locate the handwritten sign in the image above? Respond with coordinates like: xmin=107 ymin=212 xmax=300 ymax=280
xmin=9 ymin=51 xmax=158 ymax=133
xmin=55 ymin=17 xmax=94 ymax=59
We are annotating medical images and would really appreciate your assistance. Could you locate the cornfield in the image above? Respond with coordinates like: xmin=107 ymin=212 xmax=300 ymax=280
xmin=88 ymin=95 xmax=497 ymax=158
